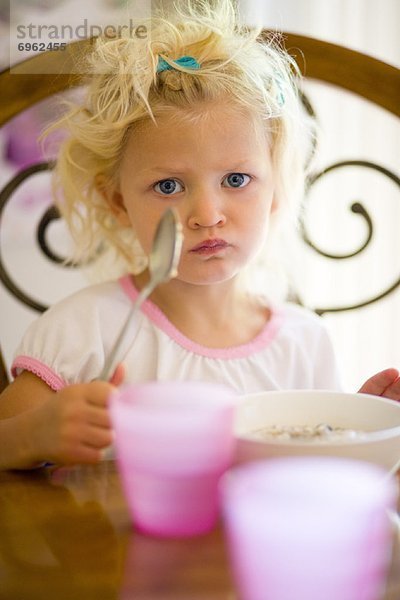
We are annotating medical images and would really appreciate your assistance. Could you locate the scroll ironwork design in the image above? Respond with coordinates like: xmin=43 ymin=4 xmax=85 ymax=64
xmin=301 ymin=160 xmax=400 ymax=315
xmin=0 ymin=161 xmax=104 ymax=313
xmin=0 ymin=161 xmax=64 ymax=313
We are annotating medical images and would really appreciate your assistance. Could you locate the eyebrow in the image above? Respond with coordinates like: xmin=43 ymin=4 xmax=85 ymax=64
xmin=144 ymin=167 xmax=186 ymax=175
xmin=142 ymin=160 xmax=257 ymax=175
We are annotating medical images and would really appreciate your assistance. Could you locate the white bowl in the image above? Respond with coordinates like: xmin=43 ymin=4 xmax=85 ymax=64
xmin=234 ymin=390 xmax=400 ymax=471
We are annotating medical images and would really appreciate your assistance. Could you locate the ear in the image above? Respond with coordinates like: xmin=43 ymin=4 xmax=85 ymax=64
xmin=105 ymin=189 xmax=131 ymax=226
xmin=95 ymin=174 xmax=131 ymax=226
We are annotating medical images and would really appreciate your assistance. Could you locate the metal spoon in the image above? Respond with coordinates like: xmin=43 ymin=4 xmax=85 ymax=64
xmin=99 ymin=207 xmax=183 ymax=381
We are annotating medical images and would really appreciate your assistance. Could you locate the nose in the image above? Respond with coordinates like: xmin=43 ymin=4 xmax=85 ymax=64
xmin=186 ymin=189 xmax=227 ymax=229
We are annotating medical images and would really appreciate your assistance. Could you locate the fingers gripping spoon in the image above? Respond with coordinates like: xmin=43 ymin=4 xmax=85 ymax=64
xmin=99 ymin=208 xmax=183 ymax=381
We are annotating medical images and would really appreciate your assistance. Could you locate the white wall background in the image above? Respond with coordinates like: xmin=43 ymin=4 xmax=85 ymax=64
xmin=1 ymin=0 xmax=399 ymax=391
xmin=240 ymin=0 xmax=400 ymax=390
xmin=241 ymin=0 xmax=399 ymax=67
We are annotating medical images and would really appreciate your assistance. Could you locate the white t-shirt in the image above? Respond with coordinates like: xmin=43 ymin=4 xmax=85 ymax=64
xmin=12 ymin=275 xmax=343 ymax=394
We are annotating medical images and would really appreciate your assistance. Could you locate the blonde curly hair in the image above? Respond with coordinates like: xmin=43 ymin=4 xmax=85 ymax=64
xmin=48 ymin=0 xmax=309 ymax=279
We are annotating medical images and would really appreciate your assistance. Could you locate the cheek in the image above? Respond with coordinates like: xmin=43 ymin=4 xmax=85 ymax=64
xmin=124 ymin=208 xmax=153 ymax=254
xmin=122 ymin=195 xmax=160 ymax=250
xmin=240 ymin=198 xmax=274 ymax=255
xmin=138 ymin=230 xmax=156 ymax=257
xmin=246 ymin=197 xmax=273 ymax=233
xmin=246 ymin=222 xmax=270 ymax=253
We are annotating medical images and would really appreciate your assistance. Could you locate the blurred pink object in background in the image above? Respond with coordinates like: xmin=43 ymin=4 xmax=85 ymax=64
xmin=4 ymin=110 xmax=44 ymax=168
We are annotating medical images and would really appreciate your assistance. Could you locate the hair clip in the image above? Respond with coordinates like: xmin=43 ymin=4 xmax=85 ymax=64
xmin=157 ymin=55 xmax=201 ymax=73
xmin=273 ymin=73 xmax=285 ymax=107
xmin=276 ymin=82 xmax=285 ymax=107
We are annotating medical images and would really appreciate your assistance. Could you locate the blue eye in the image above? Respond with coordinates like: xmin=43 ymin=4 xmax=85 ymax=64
xmin=223 ymin=173 xmax=251 ymax=188
xmin=154 ymin=179 xmax=184 ymax=195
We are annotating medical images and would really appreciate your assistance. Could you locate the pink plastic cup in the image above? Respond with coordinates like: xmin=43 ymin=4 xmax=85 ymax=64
xmin=220 ymin=457 xmax=397 ymax=600
xmin=110 ymin=381 xmax=238 ymax=538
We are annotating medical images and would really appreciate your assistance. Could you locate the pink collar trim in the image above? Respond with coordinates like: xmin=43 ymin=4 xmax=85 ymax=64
xmin=119 ymin=275 xmax=283 ymax=359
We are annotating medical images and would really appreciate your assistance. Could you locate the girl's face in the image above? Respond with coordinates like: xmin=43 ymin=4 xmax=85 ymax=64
xmin=109 ymin=103 xmax=276 ymax=286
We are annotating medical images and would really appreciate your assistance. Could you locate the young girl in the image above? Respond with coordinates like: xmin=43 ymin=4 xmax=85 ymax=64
xmin=0 ymin=0 xmax=399 ymax=470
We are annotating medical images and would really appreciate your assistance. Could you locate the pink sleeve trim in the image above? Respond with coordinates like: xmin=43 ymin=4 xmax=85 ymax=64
xmin=119 ymin=275 xmax=283 ymax=359
xmin=11 ymin=356 xmax=67 ymax=391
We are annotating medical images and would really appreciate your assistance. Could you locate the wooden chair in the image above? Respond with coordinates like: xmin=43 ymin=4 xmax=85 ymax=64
xmin=0 ymin=34 xmax=399 ymax=392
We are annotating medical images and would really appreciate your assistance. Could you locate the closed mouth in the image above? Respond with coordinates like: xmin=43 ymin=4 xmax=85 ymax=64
xmin=190 ymin=239 xmax=229 ymax=252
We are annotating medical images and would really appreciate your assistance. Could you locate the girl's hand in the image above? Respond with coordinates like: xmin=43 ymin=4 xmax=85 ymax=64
xmin=33 ymin=381 xmax=116 ymax=466
xmin=358 ymin=368 xmax=400 ymax=401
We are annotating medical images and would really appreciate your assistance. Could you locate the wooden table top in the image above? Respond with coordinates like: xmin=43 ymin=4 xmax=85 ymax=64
xmin=0 ymin=461 xmax=399 ymax=600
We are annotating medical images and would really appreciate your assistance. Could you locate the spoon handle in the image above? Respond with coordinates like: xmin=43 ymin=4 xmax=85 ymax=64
xmin=99 ymin=282 xmax=154 ymax=381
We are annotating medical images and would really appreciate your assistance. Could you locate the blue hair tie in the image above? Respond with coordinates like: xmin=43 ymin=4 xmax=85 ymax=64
xmin=157 ymin=55 xmax=201 ymax=73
